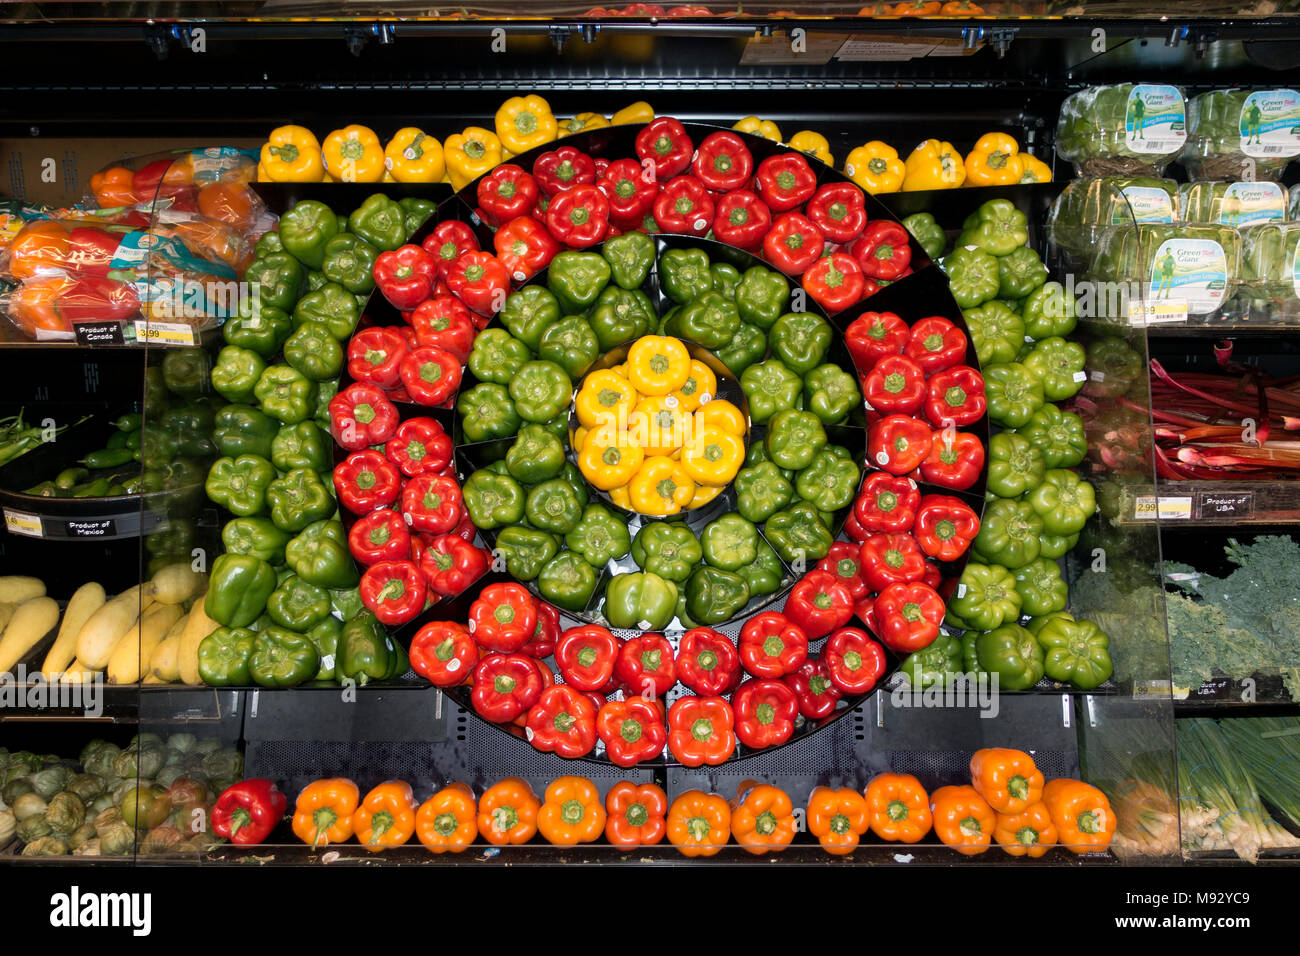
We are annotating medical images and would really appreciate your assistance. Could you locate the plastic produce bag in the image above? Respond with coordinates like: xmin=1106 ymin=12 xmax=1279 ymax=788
xmin=1177 ymin=181 xmax=1287 ymax=228
xmin=1238 ymin=222 xmax=1300 ymax=311
xmin=1181 ymin=89 xmax=1300 ymax=182
xmin=1090 ymin=222 xmax=1241 ymax=317
xmin=1048 ymin=176 xmax=1179 ymax=261
xmin=1056 ymin=83 xmax=1188 ymax=177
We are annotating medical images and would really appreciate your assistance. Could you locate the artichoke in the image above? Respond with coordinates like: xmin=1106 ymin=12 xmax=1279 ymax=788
xmin=45 ymin=792 xmax=86 ymax=834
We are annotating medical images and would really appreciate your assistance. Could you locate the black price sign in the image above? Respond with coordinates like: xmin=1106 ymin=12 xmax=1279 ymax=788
xmin=73 ymin=321 xmax=125 ymax=347
xmin=62 ymin=518 xmax=116 ymax=538
xmin=1197 ymin=491 xmax=1254 ymax=519
xmin=1193 ymin=676 xmax=1232 ymax=699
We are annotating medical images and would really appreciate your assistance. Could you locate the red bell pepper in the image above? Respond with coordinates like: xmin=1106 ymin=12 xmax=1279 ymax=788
xmin=334 ymin=449 xmax=402 ymax=515
xmin=802 ymin=252 xmax=865 ymax=314
xmin=407 ymin=297 xmax=476 ymax=362
xmin=451 ymin=511 xmax=478 ymax=543
xmin=863 ymin=354 xmax=927 ymax=416
xmin=420 ymin=533 xmax=489 ymax=597
xmin=525 ymin=685 xmax=598 ymax=758
xmin=806 ymin=182 xmax=868 ymax=244
xmin=519 ymin=601 xmax=561 ymax=660
xmin=815 ymin=541 xmax=868 ymax=601
xmin=652 ymin=175 xmax=715 ymax=237
xmin=493 ymin=215 xmax=561 ymax=284
xmin=349 ymin=508 xmax=412 ymax=566
xmin=410 ymin=620 xmax=478 ymax=687
xmin=384 ymin=416 xmax=453 ymax=479
xmin=472 ymin=652 xmax=544 ymax=722
xmin=532 ymin=145 xmax=597 ymax=197
xmin=924 ymin=561 xmax=942 ymax=590
xmin=554 ymin=624 xmax=621 ymax=691
xmin=400 ymin=473 xmax=463 ymax=535
xmin=596 ymin=157 xmax=659 ymax=229
xmin=739 ymin=611 xmax=809 ymax=678
xmin=732 ymin=678 xmax=799 ymax=749
xmin=211 ymin=779 xmax=287 ymax=846
xmin=691 ymin=131 xmax=754 ymax=192
xmin=422 ymin=220 xmax=481 ymax=281
xmin=785 ymin=657 xmax=843 ymax=720
xmin=824 ymin=627 xmax=887 ymax=695
xmin=676 ymin=627 xmax=741 ymax=696
xmin=859 ymin=533 xmax=927 ymax=593
xmin=477 ymin=164 xmax=540 ymax=226
xmin=905 ymin=316 xmax=967 ymax=376
xmin=329 ymin=383 xmax=400 ymax=451
xmin=712 ymin=190 xmax=772 ymax=249
xmin=469 ymin=583 xmax=538 ymax=653
xmin=924 ymin=365 xmax=986 ymax=427
xmin=666 ymin=695 xmax=736 ymax=767
xmin=529 ymin=193 xmax=552 ymax=225
xmin=868 ymin=414 xmax=933 ymax=475
xmin=546 ymin=184 xmax=611 ymax=249
xmin=851 ymin=220 xmax=913 ymax=281
xmin=843 ymin=508 xmax=869 ymax=543
xmin=783 ymin=570 xmax=854 ymax=641
xmin=846 ymin=310 xmax=908 ymax=372
xmin=408 ymin=533 xmax=425 ymax=565
xmin=874 ymin=581 xmax=944 ymax=653
xmin=399 ymin=345 xmax=461 ymax=406
xmin=346 ymin=327 xmax=408 ymax=390
xmin=614 ymin=633 xmax=677 ymax=699
xmin=635 ymin=117 xmax=693 ymax=181
xmin=913 ymin=494 xmax=980 ymax=561
xmin=754 ymin=152 xmax=817 ymax=213
xmin=597 ymin=698 xmax=668 ymax=767
xmin=445 ymin=250 xmax=510 ymax=317
xmin=855 ymin=472 xmax=920 ymax=534
xmin=360 ymin=559 xmax=427 ymax=626
xmin=762 ymin=211 xmax=824 ymax=276
xmin=854 ymin=595 xmax=877 ymax=632
xmin=373 ymin=244 xmax=436 ymax=310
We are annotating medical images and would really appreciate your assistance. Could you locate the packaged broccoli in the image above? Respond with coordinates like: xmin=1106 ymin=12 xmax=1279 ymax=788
xmin=1238 ymin=223 xmax=1300 ymax=309
xmin=1056 ymin=84 xmax=1188 ymax=177
xmin=1178 ymin=181 xmax=1288 ymax=228
xmin=1090 ymin=223 xmax=1241 ymax=317
xmin=1048 ymin=176 xmax=1179 ymax=261
xmin=1181 ymin=88 xmax=1300 ymax=182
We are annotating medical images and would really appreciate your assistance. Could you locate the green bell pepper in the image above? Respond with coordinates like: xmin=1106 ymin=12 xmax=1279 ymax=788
xmin=983 ymin=362 xmax=1045 ymax=429
xmin=631 ymin=522 xmax=702 ymax=583
xmin=492 ymin=525 xmax=560 ymax=581
xmin=700 ymin=513 xmax=758 ymax=572
xmin=508 ymin=360 xmax=572 ymax=424
xmin=769 ymin=312 xmax=832 ymax=375
xmin=247 ymin=626 xmax=320 ymax=687
xmin=900 ymin=633 xmax=965 ymax=688
xmin=972 ymin=499 xmax=1043 ymax=570
xmin=765 ymin=409 xmax=827 ymax=471
xmin=213 ymin=404 xmax=277 ymax=461
xmin=321 ymin=233 xmax=379 ymax=294
xmin=462 ymin=469 xmax=526 ymax=529
xmin=763 ymin=501 xmax=831 ymax=565
xmin=285 ymin=519 xmax=358 ymax=589
xmin=224 ymin=303 xmax=294 ymax=359
xmin=267 ymin=573 xmax=332 ymax=632
xmin=715 ymin=322 xmax=768 ymax=377
xmin=949 ymin=562 xmax=1023 ymax=632
xmin=734 ymin=462 xmax=793 ymax=523
xmin=469 ymin=329 xmax=531 ymax=386
xmin=957 ymin=199 xmax=1029 ymax=257
xmin=659 ymin=248 xmax=714 ymax=305
xmin=685 ymin=566 xmax=750 ymax=626
xmin=565 ymin=503 xmax=631 ymax=567
xmin=209 ymin=346 xmax=266 ymax=405
xmin=222 ymin=517 xmax=291 ymax=566
xmin=348 ymin=193 xmax=407 ymax=252
xmin=245 ymin=253 xmax=306 ymax=313
xmin=255 ymin=231 xmax=284 ymax=257
xmin=271 ymin=421 xmax=332 ymax=474
xmin=161 ymin=347 xmax=210 ymax=398
xmin=525 ymin=476 xmax=586 ymax=535
xmin=710 ymin=262 xmax=742 ymax=299
xmin=1033 ymin=614 xmax=1112 ymax=690
xmin=254 ymin=365 xmax=319 ymax=425
xmin=795 ymin=447 xmax=861 ymax=512
xmin=266 ymin=467 xmax=335 ymax=534
xmin=205 ymin=553 xmax=278 ymax=628
xmin=735 ymin=265 xmax=791 ymax=331
xmin=314 ymin=381 xmax=337 ymax=431
xmin=737 ymin=539 xmax=784 ymax=597
xmin=197 ymin=627 xmax=257 ymax=686
xmin=500 ymin=286 xmax=562 ymax=353
xmin=505 ymin=424 xmax=565 ymax=484
xmin=588 ymin=285 xmax=655 ymax=352
xmin=338 ymin=610 xmax=397 ymax=685
xmin=603 ymin=231 xmax=655 ymax=290
xmin=996 ymin=246 xmax=1048 ymax=299
xmin=963 ymin=301 xmax=1026 ymax=367
xmin=604 ymin=571 xmax=678 ymax=631
xmin=1027 ymin=469 xmax=1096 ymax=535
xmin=158 ymin=402 xmax=217 ymax=459
xmin=305 ymin=270 xmax=328 ymax=292
xmin=942 ymin=247 xmax=1000 ymax=309
xmin=538 ymin=315 xmax=599 ymax=379
xmin=548 ymin=250 xmax=611 ymax=314
xmin=1023 ymin=337 xmax=1087 ymax=402
xmin=664 ymin=291 xmax=740 ymax=350
xmin=740 ymin=359 xmax=802 ymax=426
xmin=1019 ymin=281 xmax=1078 ymax=341
xmin=280 ymin=199 xmax=340 ymax=270
xmin=283 ymin=321 xmax=345 ymax=383
xmin=974 ymin=624 xmax=1043 ymax=691
xmin=1037 ymin=530 xmax=1079 ymax=561
xmin=292 ymin=281 xmax=360 ymax=341
xmin=206 ymin=454 xmax=276 ymax=517
xmin=745 ymin=437 xmax=794 ymax=480
xmin=458 ymin=383 xmax=521 ymax=442
xmin=399 ymin=197 xmax=437 ymax=238
xmin=986 ymin=432 xmax=1046 ymax=499
xmin=1011 ymin=557 xmax=1069 ymax=618
xmin=674 ymin=591 xmax=699 ymax=630
xmin=803 ymin=363 xmax=860 ymax=425
xmin=901 ymin=212 xmax=946 ymax=260
xmin=538 ymin=551 xmax=600 ymax=612
xmin=305 ymin=615 xmax=342 ymax=681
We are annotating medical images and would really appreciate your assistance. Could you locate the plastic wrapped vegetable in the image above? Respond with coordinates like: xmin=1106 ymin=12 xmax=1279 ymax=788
xmin=44 ymin=792 xmax=86 ymax=834
xmin=73 ymin=837 xmax=102 ymax=856
xmin=1090 ymin=223 xmax=1240 ymax=317
xmin=98 ymin=819 xmax=136 ymax=856
xmin=20 ymin=835 xmax=68 ymax=856
xmin=16 ymin=814 xmax=52 ymax=843
xmin=1048 ymin=177 xmax=1179 ymax=261
xmin=200 ymin=748 xmax=243 ymax=781
xmin=64 ymin=773 xmax=106 ymax=803
xmin=83 ymin=743 xmax=121 ymax=779
xmin=1181 ymin=88 xmax=1300 ymax=182
xmin=1056 ymin=83 xmax=1188 ymax=177
xmin=68 ymin=821 xmax=98 ymax=850
xmin=1239 ymin=222 xmax=1300 ymax=310
xmin=0 ymin=806 xmax=14 ymax=844
xmin=1177 ymin=181 xmax=1287 ymax=228
xmin=2 ymin=778 xmax=34 ymax=805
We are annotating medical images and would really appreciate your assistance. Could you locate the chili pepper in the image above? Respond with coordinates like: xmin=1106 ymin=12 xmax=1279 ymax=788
xmin=914 ymin=494 xmax=980 ymax=562
xmin=546 ymin=184 xmax=611 ymax=248
xmin=875 ymin=581 xmax=944 ymax=653
xmin=471 ymin=653 xmax=544 ymax=722
xmin=807 ymin=786 xmax=870 ymax=856
xmin=863 ymin=354 xmax=926 ymax=416
xmin=762 ymin=211 xmax=825 ymax=276
xmin=553 ymin=624 xmax=620 ymax=691
xmin=592 ymin=697 xmax=666 ymax=767
xmin=384 ymin=417 xmax=452 ymax=480
xmin=732 ymin=678 xmax=798 ymax=749
xmin=329 ymin=383 xmax=399 ymax=451
xmin=446 ymin=250 xmax=510 ymax=317
xmin=1034 ymin=614 xmax=1112 ymax=689
xmin=666 ymin=696 xmax=736 ymax=766
xmin=821 ymin=625 xmax=886 ymax=695
xmin=605 ymin=782 xmax=668 ymax=848
xmin=635 ymin=116 xmax=693 ymax=180
xmin=929 ymin=784 xmax=996 ymax=856
xmin=348 ymin=509 xmax=411 ymax=567
xmin=785 ymin=657 xmax=843 ymax=720
xmin=292 ymin=778 xmax=360 ymax=848
xmin=845 ymin=310 xmax=908 ymax=373
xmin=359 ymin=559 xmax=427 ymax=626
xmin=731 ymin=782 xmax=796 ymax=856
xmin=866 ymin=772 xmax=932 ymax=843
xmin=667 ymin=790 xmax=730 ymax=858
xmin=212 ymin=779 xmax=286 ymax=846
xmin=477 ymin=777 xmax=540 ymax=846
xmin=868 ymin=414 xmax=931 ymax=475
xmin=764 ymin=501 xmax=832 ymax=565
xmin=652 ymin=175 xmax=715 ymax=237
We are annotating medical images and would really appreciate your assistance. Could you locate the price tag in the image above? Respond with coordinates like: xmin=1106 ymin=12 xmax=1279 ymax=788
xmin=133 ymin=321 xmax=197 ymax=346
xmin=1133 ymin=495 xmax=1192 ymax=520
xmin=1128 ymin=300 xmax=1188 ymax=326
xmin=73 ymin=321 xmax=126 ymax=347
xmin=3 ymin=509 xmax=43 ymax=538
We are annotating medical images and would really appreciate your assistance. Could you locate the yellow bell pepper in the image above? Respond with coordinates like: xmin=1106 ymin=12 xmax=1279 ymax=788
xmin=322 ymin=124 xmax=385 ymax=183
xmin=260 ymin=125 xmax=324 ymax=182
xmin=629 ymin=457 xmax=695 ymax=516
xmin=558 ymin=113 xmax=611 ymax=138
xmin=576 ymin=369 xmax=638 ymax=430
xmin=571 ymin=426 xmax=588 ymax=454
xmin=608 ymin=484 xmax=632 ymax=510
xmin=965 ymin=132 xmax=1024 ymax=187
xmin=845 ymin=142 xmax=906 ymax=195
xmin=626 ymin=336 xmax=691 ymax=396
xmin=444 ymin=127 xmax=505 ymax=191
xmin=733 ymin=116 xmax=783 ymax=143
xmin=788 ymin=131 xmax=834 ymax=168
xmin=384 ymin=128 xmax=446 ymax=183
xmin=632 ymin=396 xmax=691 ymax=457
xmin=671 ymin=360 xmax=717 ymax=413
xmin=693 ymin=399 xmax=746 ymax=437
xmin=681 ymin=425 xmax=745 ymax=486
xmin=1018 ymin=153 xmax=1052 ymax=184
xmin=611 ymin=101 xmax=655 ymax=126
xmin=607 ymin=363 xmax=626 ymax=379
xmin=902 ymin=139 xmax=966 ymax=191
xmin=690 ymin=483 xmax=723 ymax=508
xmin=579 ymin=426 xmax=645 ymax=492
xmin=495 ymin=94 xmax=558 ymax=155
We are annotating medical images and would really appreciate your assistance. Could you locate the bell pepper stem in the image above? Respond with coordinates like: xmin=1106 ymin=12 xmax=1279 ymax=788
xmin=687 ymin=816 xmax=711 ymax=841
xmin=434 ymin=812 xmax=459 ymax=836
xmin=368 ymin=810 xmax=394 ymax=843
xmin=625 ymin=802 xmax=648 ymax=827
xmin=561 ymin=800 xmax=585 ymax=825
xmin=887 ymin=800 xmax=909 ymax=822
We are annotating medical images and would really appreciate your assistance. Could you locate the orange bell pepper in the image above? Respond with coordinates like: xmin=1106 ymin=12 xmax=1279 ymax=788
xmin=351 ymin=780 xmax=418 ymax=851
xmin=415 ymin=782 xmax=478 ymax=853
xmin=929 ymin=784 xmax=996 ymax=855
xmin=537 ymin=776 xmax=606 ymax=846
xmin=196 ymin=181 xmax=256 ymax=230
xmin=477 ymin=777 xmax=541 ymax=846
xmin=807 ymin=786 xmax=870 ymax=856
xmin=291 ymin=778 xmax=361 ymax=847
xmin=604 ymin=781 xmax=668 ymax=848
xmin=7 ymin=219 xmax=70 ymax=280
xmin=964 ymin=132 xmax=1024 ymax=186
xmin=667 ymin=789 xmax=731 ymax=857
xmin=1042 ymin=778 xmax=1116 ymax=855
xmin=8 ymin=275 xmax=72 ymax=335
xmin=865 ymin=772 xmax=932 ymax=843
xmin=892 ymin=0 xmax=942 ymax=14
xmin=994 ymin=801 xmax=1058 ymax=858
xmin=940 ymin=0 xmax=985 ymax=12
xmin=969 ymin=747 xmax=1044 ymax=814
xmin=730 ymin=781 xmax=796 ymax=855
xmin=90 ymin=166 xmax=137 ymax=207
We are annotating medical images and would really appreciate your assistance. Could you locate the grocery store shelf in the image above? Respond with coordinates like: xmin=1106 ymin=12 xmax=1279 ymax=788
xmin=0 ymin=323 xmax=222 ymax=351
xmin=1173 ymin=673 xmax=1300 ymax=715
xmin=1114 ymin=480 xmax=1300 ymax=527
